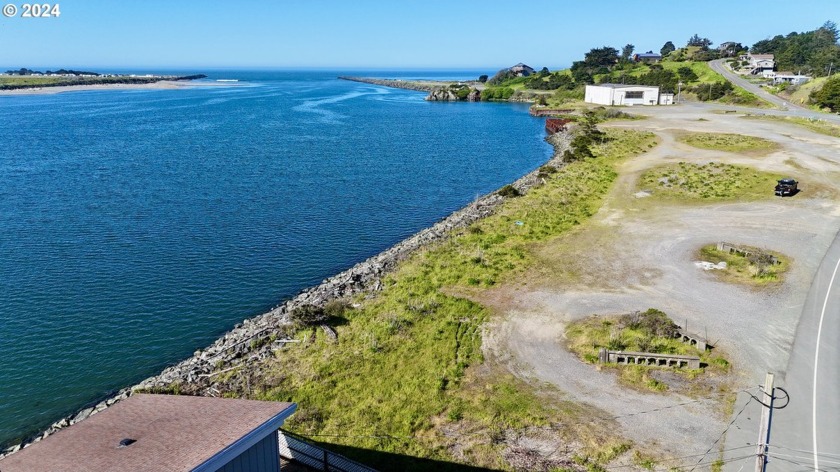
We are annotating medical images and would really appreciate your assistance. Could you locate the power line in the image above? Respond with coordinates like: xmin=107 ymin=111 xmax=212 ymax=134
xmin=759 ymin=443 xmax=840 ymax=460
xmin=767 ymin=451 xmax=840 ymax=467
xmin=603 ymin=445 xmax=756 ymax=469
xmin=762 ymin=453 xmax=836 ymax=471
xmin=689 ymin=396 xmax=754 ymax=472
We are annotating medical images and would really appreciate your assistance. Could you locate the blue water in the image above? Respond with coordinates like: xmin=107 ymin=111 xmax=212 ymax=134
xmin=0 ymin=71 xmax=551 ymax=445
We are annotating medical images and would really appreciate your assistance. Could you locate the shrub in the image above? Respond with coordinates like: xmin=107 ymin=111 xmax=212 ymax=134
xmin=497 ymin=184 xmax=521 ymax=197
xmin=620 ymin=308 xmax=680 ymax=338
xmin=289 ymin=304 xmax=327 ymax=326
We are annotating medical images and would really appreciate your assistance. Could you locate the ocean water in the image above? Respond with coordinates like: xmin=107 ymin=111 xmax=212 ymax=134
xmin=0 ymin=70 xmax=551 ymax=445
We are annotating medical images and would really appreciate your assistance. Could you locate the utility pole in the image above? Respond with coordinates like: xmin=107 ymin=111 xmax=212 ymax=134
xmin=755 ymin=373 xmax=775 ymax=472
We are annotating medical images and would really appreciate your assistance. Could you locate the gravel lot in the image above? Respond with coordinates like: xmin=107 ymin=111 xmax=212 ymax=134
xmin=480 ymin=104 xmax=840 ymax=461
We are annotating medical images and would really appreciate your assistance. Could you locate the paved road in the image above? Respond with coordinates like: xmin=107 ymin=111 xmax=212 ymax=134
xmin=770 ymin=230 xmax=840 ymax=471
xmin=709 ymin=59 xmax=840 ymax=123
xmin=708 ymin=59 xmax=791 ymax=110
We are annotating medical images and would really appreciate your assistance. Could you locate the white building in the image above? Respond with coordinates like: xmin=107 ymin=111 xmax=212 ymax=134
xmin=584 ymin=84 xmax=669 ymax=106
xmin=747 ymin=54 xmax=775 ymax=76
xmin=773 ymin=73 xmax=811 ymax=86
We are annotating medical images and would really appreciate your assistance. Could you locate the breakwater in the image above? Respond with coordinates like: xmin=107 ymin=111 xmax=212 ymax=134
xmin=339 ymin=76 xmax=483 ymax=101
xmin=1 ymin=109 xmax=571 ymax=460
xmin=338 ymin=76 xmax=440 ymax=92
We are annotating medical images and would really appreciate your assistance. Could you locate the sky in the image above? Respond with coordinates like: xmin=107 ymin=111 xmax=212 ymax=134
xmin=1 ymin=0 xmax=838 ymax=71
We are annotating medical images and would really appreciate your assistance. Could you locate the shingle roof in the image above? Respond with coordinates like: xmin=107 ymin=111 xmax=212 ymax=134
xmin=0 ymin=394 xmax=296 ymax=472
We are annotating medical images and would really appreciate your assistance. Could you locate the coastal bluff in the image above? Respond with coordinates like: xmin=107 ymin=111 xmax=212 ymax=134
xmin=1 ymin=128 xmax=573 ymax=459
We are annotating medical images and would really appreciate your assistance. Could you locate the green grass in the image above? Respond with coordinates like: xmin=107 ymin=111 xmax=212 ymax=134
xmin=0 ymin=76 xmax=67 ymax=86
xmin=677 ymin=132 xmax=779 ymax=154
xmin=228 ymin=129 xmax=659 ymax=470
xmin=699 ymin=244 xmax=789 ymax=286
xmin=719 ymin=87 xmax=773 ymax=108
xmin=639 ymin=162 xmax=781 ymax=201
xmin=565 ymin=309 xmax=729 ymax=393
xmin=743 ymin=115 xmax=840 ymax=138
xmin=0 ymin=75 xmax=165 ymax=90
xmin=773 ymin=76 xmax=828 ymax=109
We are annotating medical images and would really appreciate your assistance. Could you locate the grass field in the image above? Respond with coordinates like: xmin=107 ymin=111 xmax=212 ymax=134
xmin=210 ymin=129 xmax=659 ymax=470
xmin=677 ymin=132 xmax=779 ymax=154
xmin=698 ymin=244 xmax=789 ymax=286
xmin=565 ymin=309 xmax=730 ymax=393
xmin=639 ymin=162 xmax=781 ymax=201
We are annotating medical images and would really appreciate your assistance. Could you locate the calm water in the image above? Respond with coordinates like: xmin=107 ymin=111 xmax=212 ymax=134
xmin=0 ymin=70 xmax=550 ymax=445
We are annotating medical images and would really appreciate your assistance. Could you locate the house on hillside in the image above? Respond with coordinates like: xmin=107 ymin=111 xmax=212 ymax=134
xmin=585 ymin=84 xmax=672 ymax=106
xmin=747 ymin=54 xmax=775 ymax=76
xmin=718 ymin=42 xmax=741 ymax=56
xmin=509 ymin=63 xmax=535 ymax=77
xmin=0 ymin=395 xmax=298 ymax=472
xmin=632 ymin=52 xmax=662 ymax=63
xmin=773 ymin=73 xmax=811 ymax=86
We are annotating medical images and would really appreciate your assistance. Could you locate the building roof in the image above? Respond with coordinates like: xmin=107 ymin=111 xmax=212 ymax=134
xmin=589 ymin=83 xmax=660 ymax=90
xmin=0 ymin=394 xmax=296 ymax=472
xmin=750 ymin=54 xmax=775 ymax=60
xmin=510 ymin=62 xmax=535 ymax=72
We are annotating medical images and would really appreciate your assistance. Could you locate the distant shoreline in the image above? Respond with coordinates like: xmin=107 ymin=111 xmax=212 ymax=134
xmin=0 ymin=80 xmax=240 ymax=96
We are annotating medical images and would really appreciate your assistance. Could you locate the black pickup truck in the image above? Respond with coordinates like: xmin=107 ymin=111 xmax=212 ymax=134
xmin=775 ymin=178 xmax=798 ymax=197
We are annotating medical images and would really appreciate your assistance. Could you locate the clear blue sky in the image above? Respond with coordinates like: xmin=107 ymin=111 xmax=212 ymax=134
xmin=1 ymin=0 xmax=837 ymax=70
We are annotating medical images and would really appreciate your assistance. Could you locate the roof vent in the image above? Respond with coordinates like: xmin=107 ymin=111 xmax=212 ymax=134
xmin=118 ymin=438 xmax=136 ymax=448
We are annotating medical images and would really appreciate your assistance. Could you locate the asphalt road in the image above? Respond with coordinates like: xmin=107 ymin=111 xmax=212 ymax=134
xmin=770 ymin=229 xmax=840 ymax=471
xmin=708 ymin=59 xmax=840 ymax=124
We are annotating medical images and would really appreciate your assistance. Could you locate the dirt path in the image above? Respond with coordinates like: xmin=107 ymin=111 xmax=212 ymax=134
xmin=479 ymin=105 xmax=840 ymax=459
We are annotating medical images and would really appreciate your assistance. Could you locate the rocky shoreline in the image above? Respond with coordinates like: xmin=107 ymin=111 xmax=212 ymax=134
xmin=339 ymin=76 xmax=483 ymax=101
xmin=338 ymin=76 xmax=440 ymax=92
xmin=1 ymin=111 xmax=572 ymax=459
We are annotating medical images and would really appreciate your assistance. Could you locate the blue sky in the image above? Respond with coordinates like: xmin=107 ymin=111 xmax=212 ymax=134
xmin=1 ymin=0 xmax=837 ymax=70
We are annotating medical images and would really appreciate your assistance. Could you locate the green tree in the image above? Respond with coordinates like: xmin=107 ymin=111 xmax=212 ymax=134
xmin=687 ymin=34 xmax=713 ymax=49
xmin=677 ymin=66 xmax=699 ymax=83
xmin=811 ymin=76 xmax=840 ymax=111
xmin=478 ymin=74 xmax=488 ymax=83
xmin=584 ymin=46 xmax=620 ymax=68
xmin=660 ymin=41 xmax=676 ymax=56
xmin=572 ymin=69 xmax=594 ymax=85
xmin=622 ymin=44 xmax=635 ymax=61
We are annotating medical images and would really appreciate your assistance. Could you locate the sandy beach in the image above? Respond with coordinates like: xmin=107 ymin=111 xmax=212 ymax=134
xmin=0 ymin=80 xmax=242 ymax=96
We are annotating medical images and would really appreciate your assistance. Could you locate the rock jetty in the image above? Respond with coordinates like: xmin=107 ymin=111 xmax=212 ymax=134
xmin=339 ymin=76 xmax=481 ymax=101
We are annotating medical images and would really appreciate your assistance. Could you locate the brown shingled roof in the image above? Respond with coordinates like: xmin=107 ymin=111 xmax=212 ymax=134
xmin=0 ymin=394 xmax=296 ymax=472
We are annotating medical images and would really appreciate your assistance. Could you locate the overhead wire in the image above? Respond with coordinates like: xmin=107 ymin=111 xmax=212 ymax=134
xmin=767 ymin=451 xmax=840 ymax=468
xmin=760 ymin=443 xmax=840 ymax=460
xmin=602 ymin=445 xmax=755 ymax=469
xmin=688 ymin=395 xmax=754 ymax=472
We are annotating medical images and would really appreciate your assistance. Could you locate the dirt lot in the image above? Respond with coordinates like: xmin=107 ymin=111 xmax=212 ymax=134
xmin=479 ymin=103 xmax=840 ymax=460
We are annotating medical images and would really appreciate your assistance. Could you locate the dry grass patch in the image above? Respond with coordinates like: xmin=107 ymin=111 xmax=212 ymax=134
xmin=677 ymin=132 xmax=779 ymax=154
xmin=639 ymin=161 xmax=781 ymax=202
xmin=565 ymin=309 xmax=731 ymax=395
xmin=698 ymin=244 xmax=789 ymax=286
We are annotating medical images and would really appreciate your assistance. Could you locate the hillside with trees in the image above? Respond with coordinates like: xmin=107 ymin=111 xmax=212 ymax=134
xmin=751 ymin=21 xmax=840 ymax=76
